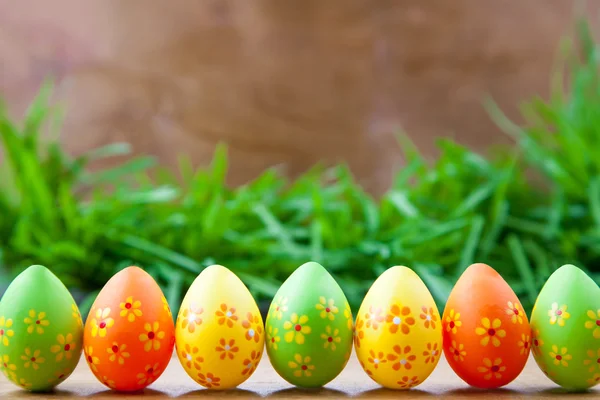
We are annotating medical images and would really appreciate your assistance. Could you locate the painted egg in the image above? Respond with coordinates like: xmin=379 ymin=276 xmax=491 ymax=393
xmin=355 ymin=266 xmax=442 ymax=389
xmin=175 ymin=265 xmax=264 ymax=389
xmin=0 ymin=265 xmax=83 ymax=392
xmin=83 ymin=266 xmax=175 ymax=391
xmin=266 ymin=262 xmax=353 ymax=388
xmin=530 ymin=264 xmax=600 ymax=390
xmin=442 ymin=263 xmax=530 ymax=388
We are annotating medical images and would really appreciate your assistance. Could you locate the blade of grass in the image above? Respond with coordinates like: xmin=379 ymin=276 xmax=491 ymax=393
xmin=507 ymin=234 xmax=538 ymax=306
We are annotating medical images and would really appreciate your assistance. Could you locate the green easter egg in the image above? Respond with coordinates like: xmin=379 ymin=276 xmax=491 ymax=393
xmin=0 ymin=265 xmax=83 ymax=392
xmin=530 ymin=264 xmax=600 ymax=391
xmin=265 ymin=262 xmax=353 ymax=388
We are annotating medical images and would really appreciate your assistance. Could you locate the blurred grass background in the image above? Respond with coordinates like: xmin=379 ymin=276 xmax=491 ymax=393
xmin=2 ymin=21 xmax=600 ymax=318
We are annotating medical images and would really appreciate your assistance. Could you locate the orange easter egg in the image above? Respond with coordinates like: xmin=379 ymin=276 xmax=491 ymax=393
xmin=83 ymin=267 xmax=175 ymax=392
xmin=442 ymin=263 xmax=530 ymax=388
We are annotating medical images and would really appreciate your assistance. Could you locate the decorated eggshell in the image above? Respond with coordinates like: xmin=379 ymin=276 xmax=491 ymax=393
xmin=83 ymin=266 xmax=175 ymax=392
xmin=530 ymin=264 xmax=600 ymax=390
xmin=355 ymin=266 xmax=442 ymax=389
xmin=442 ymin=263 xmax=530 ymax=388
xmin=175 ymin=264 xmax=264 ymax=389
xmin=0 ymin=265 xmax=83 ymax=392
xmin=265 ymin=262 xmax=353 ymax=388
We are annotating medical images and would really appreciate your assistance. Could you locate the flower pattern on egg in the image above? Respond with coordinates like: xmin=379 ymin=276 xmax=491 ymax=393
xmin=449 ymin=340 xmax=466 ymax=362
xmin=215 ymin=338 xmax=239 ymax=360
xmin=270 ymin=296 xmax=288 ymax=320
xmin=242 ymin=312 xmax=263 ymax=343
xmin=84 ymin=346 xmax=100 ymax=372
xmin=505 ymin=301 xmax=524 ymax=324
xmin=320 ymin=326 xmax=341 ymax=351
xmin=21 ymin=348 xmax=45 ymax=370
xmin=419 ymin=307 xmax=438 ymax=329
xmin=517 ymin=334 xmax=530 ymax=356
xmin=316 ymin=297 xmax=339 ymax=320
xmin=50 ymin=333 xmax=76 ymax=361
xmin=354 ymin=318 xmax=365 ymax=348
xmin=136 ymin=363 xmax=160 ymax=385
xmin=91 ymin=308 xmax=114 ymax=338
xmin=423 ymin=342 xmax=440 ymax=364
xmin=119 ymin=296 xmax=143 ymax=322
xmin=0 ymin=316 xmax=14 ymax=347
xmin=445 ymin=309 xmax=462 ymax=334
xmin=477 ymin=358 xmax=506 ymax=380
xmin=102 ymin=376 xmax=116 ymax=389
xmin=531 ymin=327 xmax=544 ymax=356
xmin=584 ymin=349 xmax=600 ymax=373
xmin=106 ymin=342 xmax=130 ymax=364
xmin=180 ymin=344 xmax=203 ymax=370
xmin=267 ymin=326 xmax=280 ymax=350
xmin=387 ymin=345 xmax=416 ymax=371
xmin=588 ymin=373 xmax=600 ymax=386
xmin=367 ymin=350 xmax=387 ymax=369
xmin=475 ymin=317 xmax=506 ymax=347
xmin=48 ymin=368 xmax=69 ymax=384
xmin=584 ymin=310 xmax=600 ymax=339
xmin=548 ymin=303 xmax=570 ymax=327
xmin=365 ymin=306 xmax=384 ymax=330
xmin=161 ymin=295 xmax=172 ymax=318
xmin=397 ymin=375 xmax=420 ymax=388
xmin=1 ymin=354 xmax=17 ymax=379
xmin=17 ymin=377 xmax=32 ymax=389
xmin=71 ymin=303 xmax=83 ymax=328
xmin=386 ymin=304 xmax=415 ymax=334
xmin=549 ymin=345 xmax=572 ymax=367
xmin=197 ymin=372 xmax=221 ymax=388
xmin=24 ymin=310 xmax=50 ymax=335
xmin=283 ymin=313 xmax=311 ymax=344
xmin=181 ymin=305 xmax=203 ymax=333
xmin=288 ymin=354 xmax=315 ymax=377
xmin=139 ymin=322 xmax=166 ymax=352
xmin=344 ymin=302 xmax=353 ymax=331
xmin=215 ymin=304 xmax=238 ymax=327
xmin=241 ymin=350 xmax=261 ymax=376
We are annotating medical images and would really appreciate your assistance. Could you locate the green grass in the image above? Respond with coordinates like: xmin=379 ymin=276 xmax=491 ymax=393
xmin=2 ymin=21 xmax=600 ymax=317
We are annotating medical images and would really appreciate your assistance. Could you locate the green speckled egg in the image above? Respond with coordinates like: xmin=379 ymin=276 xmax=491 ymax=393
xmin=0 ymin=265 xmax=83 ymax=392
xmin=265 ymin=262 xmax=353 ymax=387
xmin=530 ymin=264 xmax=600 ymax=391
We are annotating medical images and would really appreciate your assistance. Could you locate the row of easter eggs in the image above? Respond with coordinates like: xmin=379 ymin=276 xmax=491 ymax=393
xmin=0 ymin=261 xmax=597 ymax=393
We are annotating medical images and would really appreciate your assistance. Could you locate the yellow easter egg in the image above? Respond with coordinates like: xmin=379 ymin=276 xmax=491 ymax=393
xmin=355 ymin=266 xmax=442 ymax=389
xmin=175 ymin=265 xmax=264 ymax=389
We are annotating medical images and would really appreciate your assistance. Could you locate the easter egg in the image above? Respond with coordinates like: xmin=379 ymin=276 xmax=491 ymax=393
xmin=175 ymin=265 xmax=264 ymax=389
xmin=442 ymin=263 xmax=530 ymax=388
xmin=530 ymin=264 xmax=600 ymax=390
xmin=83 ymin=266 xmax=175 ymax=392
xmin=355 ymin=266 xmax=442 ymax=389
xmin=265 ymin=262 xmax=353 ymax=388
xmin=0 ymin=265 xmax=83 ymax=392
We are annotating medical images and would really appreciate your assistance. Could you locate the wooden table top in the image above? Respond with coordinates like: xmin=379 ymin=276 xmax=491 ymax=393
xmin=1 ymin=352 xmax=598 ymax=399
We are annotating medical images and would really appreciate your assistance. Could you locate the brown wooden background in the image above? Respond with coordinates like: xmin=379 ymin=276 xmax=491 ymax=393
xmin=0 ymin=0 xmax=596 ymax=194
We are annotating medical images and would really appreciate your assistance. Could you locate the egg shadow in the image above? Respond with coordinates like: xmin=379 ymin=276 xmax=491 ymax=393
xmin=178 ymin=388 xmax=261 ymax=398
xmin=3 ymin=389 xmax=76 ymax=398
xmin=86 ymin=388 xmax=166 ymax=398
xmin=440 ymin=387 xmax=519 ymax=398
xmin=268 ymin=387 xmax=348 ymax=398
xmin=354 ymin=388 xmax=433 ymax=398
xmin=538 ymin=387 xmax=600 ymax=397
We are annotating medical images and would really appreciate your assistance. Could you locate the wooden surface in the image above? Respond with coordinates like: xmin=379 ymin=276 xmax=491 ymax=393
xmin=1 ymin=352 xmax=598 ymax=398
